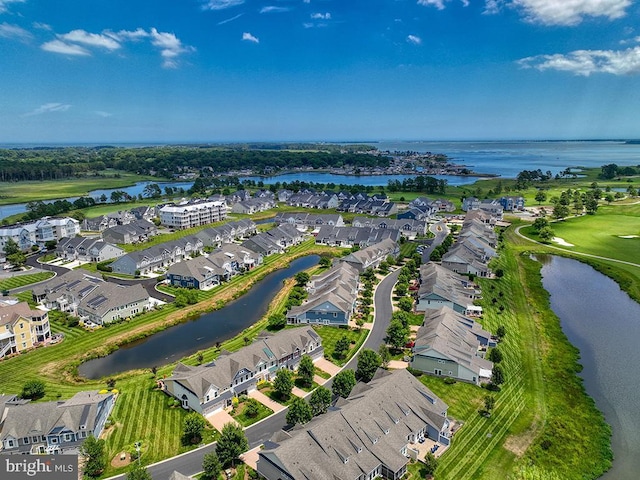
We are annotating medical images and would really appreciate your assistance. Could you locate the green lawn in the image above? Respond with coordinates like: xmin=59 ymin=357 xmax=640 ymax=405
xmin=312 ymin=325 xmax=367 ymax=366
xmin=231 ymin=400 xmax=274 ymax=427
xmin=0 ymin=271 xmax=54 ymax=291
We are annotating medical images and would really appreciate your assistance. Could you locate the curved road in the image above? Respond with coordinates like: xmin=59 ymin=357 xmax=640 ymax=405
xmin=108 ymin=268 xmax=402 ymax=480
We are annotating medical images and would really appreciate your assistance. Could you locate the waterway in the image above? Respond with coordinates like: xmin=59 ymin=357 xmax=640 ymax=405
xmin=538 ymin=255 xmax=640 ymax=479
xmin=78 ymin=255 xmax=319 ymax=379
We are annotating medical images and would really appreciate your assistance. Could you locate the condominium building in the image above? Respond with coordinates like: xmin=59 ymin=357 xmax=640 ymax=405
xmin=159 ymin=200 xmax=227 ymax=230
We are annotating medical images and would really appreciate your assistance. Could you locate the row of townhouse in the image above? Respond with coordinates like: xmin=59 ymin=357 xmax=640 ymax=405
xmin=341 ymin=238 xmax=399 ymax=273
xmin=441 ymin=211 xmax=498 ymax=278
xmin=462 ymin=195 xmax=525 ymax=216
xmin=82 ymin=206 xmax=157 ymax=232
xmin=273 ymin=212 xmax=345 ymax=229
xmin=229 ymin=197 xmax=277 ymax=214
xmin=351 ymin=216 xmax=428 ymax=239
xmin=285 ymin=191 xmax=341 ymax=209
xmin=0 ymin=299 xmax=50 ymax=359
xmin=241 ymin=223 xmax=306 ymax=256
xmin=161 ymin=327 xmax=323 ymax=415
xmin=0 ymin=390 xmax=115 ymax=455
xmin=166 ymin=243 xmax=263 ymax=290
xmin=56 ymin=237 xmax=125 ymax=263
xmin=410 ymin=306 xmax=494 ymax=386
xmin=409 ymin=197 xmax=456 ymax=213
xmin=338 ymin=197 xmax=398 ymax=217
xmin=257 ymin=369 xmax=452 ymax=480
xmin=0 ymin=217 xmax=80 ymax=252
xmin=101 ymin=219 xmax=158 ymax=244
xmin=159 ymin=199 xmax=227 ymax=230
xmin=286 ymin=262 xmax=360 ymax=326
xmin=314 ymin=225 xmax=401 ymax=249
xmin=416 ymin=262 xmax=483 ymax=316
xmin=32 ymin=269 xmax=150 ymax=326
xmin=108 ymin=220 xmax=256 ymax=276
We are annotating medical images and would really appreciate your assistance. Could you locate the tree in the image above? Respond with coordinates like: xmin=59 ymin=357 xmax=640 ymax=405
xmin=332 ymin=369 xmax=357 ymax=398
xmin=397 ymin=296 xmax=413 ymax=312
xmin=309 ymin=386 xmax=332 ymax=416
xmin=80 ymin=436 xmax=106 ymax=478
xmin=487 ymin=347 xmax=503 ymax=363
xmin=294 ymin=271 xmax=310 ymax=286
xmin=386 ymin=320 xmax=409 ymax=351
xmin=267 ymin=313 xmax=287 ymax=330
xmin=552 ymin=203 xmax=569 ymax=220
xmin=201 ymin=452 xmax=222 ymax=480
xmin=356 ymin=349 xmax=382 ymax=382
xmin=378 ymin=343 xmax=391 ymax=369
xmin=21 ymin=380 xmax=46 ymax=400
xmin=534 ymin=190 xmax=547 ymax=205
xmin=244 ymin=398 xmax=260 ymax=418
xmin=286 ymin=397 xmax=313 ymax=426
xmin=496 ymin=325 xmax=506 ymax=340
xmin=484 ymin=395 xmax=495 ymax=413
xmin=319 ymin=256 xmax=332 ymax=267
xmin=3 ymin=238 xmax=20 ymax=256
xmin=216 ymin=423 xmax=248 ymax=467
xmin=143 ymin=183 xmax=162 ymax=198
xmin=44 ymin=239 xmax=57 ymax=250
xmin=274 ymin=368 xmax=294 ymax=400
xmin=126 ymin=463 xmax=152 ymax=480
xmin=182 ymin=412 xmax=206 ymax=445
xmin=605 ymin=194 xmax=615 ymax=204
xmin=334 ymin=335 xmax=351 ymax=359
xmin=491 ymin=365 xmax=505 ymax=387
xmin=297 ymin=354 xmax=315 ymax=388
xmin=424 ymin=451 xmax=439 ymax=475
xmin=7 ymin=251 xmax=26 ymax=268
xmin=532 ymin=217 xmax=549 ymax=232
xmin=538 ymin=226 xmax=555 ymax=242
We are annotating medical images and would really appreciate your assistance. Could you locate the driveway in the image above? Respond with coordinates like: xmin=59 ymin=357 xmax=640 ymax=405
xmin=205 ymin=409 xmax=240 ymax=432
xmin=314 ymin=358 xmax=341 ymax=376
xmin=248 ymin=390 xmax=285 ymax=413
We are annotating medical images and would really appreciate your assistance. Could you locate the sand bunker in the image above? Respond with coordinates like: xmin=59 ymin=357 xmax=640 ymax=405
xmin=552 ymin=237 xmax=574 ymax=247
xmin=619 ymin=235 xmax=639 ymax=239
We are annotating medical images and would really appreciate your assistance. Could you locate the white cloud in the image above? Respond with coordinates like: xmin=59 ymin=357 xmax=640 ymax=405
xmin=483 ymin=0 xmax=631 ymax=25
xmin=217 ymin=13 xmax=244 ymax=25
xmin=0 ymin=22 xmax=32 ymax=41
xmin=107 ymin=28 xmax=149 ymax=41
xmin=242 ymin=32 xmax=259 ymax=43
xmin=150 ymin=28 xmax=195 ymax=68
xmin=310 ymin=12 xmax=331 ymax=19
xmin=201 ymin=0 xmax=244 ymax=10
xmin=41 ymin=39 xmax=90 ymax=56
xmin=95 ymin=111 xmax=112 ymax=118
xmin=0 ymin=0 xmax=25 ymax=14
xmin=418 ymin=0 xmax=447 ymax=9
xmin=519 ymin=46 xmax=640 ymax=76
xmin=303 ymin=0 xmax=310 ymax=3
xmin=22 ymin=103 xmax=71 ymax=117
xmin=59 ymin=29 xmax=121 ymax=50
xmin=260 ymin=6 xmax=289 ymax=13
xmin=32 ymin=22 xmax=52 ymax=31
xmin=407 ymin=34 xmax=422 ymax=45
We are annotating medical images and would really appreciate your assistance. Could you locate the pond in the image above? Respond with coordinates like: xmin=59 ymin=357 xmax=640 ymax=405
xmin=78 ymin=255 xmax=319 ymax=379
xmin=538 ymin=255 xmax=640 ymax=479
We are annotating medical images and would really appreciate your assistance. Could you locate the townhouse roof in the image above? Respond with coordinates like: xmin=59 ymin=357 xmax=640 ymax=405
xmin=418 ymin=263 xmax=478 ymax=307
xmin=0 ymin=301 xmax=42 ymax=327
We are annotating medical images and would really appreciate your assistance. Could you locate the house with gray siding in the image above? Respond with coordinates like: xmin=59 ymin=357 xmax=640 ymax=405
xmin=286 ymin=263 xmax=359 ymax=326
xmin=410 ymin=307 xmax=493 ymax=385
xmin=102 ymin=219 xmax=157 ymax=244
xmin=340 ymin=238 xmax=399 ymax=273
xmin=0 ymin=391 xmax=115 ymax=454
xmin=315 ymin=225 xmax=400 ymax=249
xmin=416 ymin=263 xmax=482 ymax=315
xmin=56 ymin=237 xmax=125 ymax=263
xmin=352 ymin=217 xmax=427 ymax=239
xmin=161 ymin=328 xmax=323 ymax=414
xmin=256 ymin=369 xmax=451 ymax=480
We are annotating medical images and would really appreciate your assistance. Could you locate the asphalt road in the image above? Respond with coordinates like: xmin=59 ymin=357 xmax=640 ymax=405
xmin=421 ymin=220 xmax=449 ymax=263
xmin=106 ymin=268 xmax=402 ymax=480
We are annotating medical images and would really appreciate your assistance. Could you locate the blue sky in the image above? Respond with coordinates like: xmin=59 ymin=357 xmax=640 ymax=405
xmin=1 ymin=0 xmax=639 ymax=143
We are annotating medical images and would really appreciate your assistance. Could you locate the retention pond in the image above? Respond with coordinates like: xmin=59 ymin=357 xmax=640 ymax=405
xmin=538 ymin=255 xmax=640 ymax=479
xmin=79 ymin=255 xmax=319 ymax=379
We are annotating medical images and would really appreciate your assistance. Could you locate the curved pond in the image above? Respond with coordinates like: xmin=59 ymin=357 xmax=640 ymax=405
xmin=538 ymin=255 xmax=640 ymax=479
xmin=79 ymin=255 xmax=319 ymax=379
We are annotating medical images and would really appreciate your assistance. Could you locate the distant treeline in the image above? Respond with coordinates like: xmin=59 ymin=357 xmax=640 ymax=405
xmin=386 ymin=176 xmax=447 ymax=194
xmin=0 ymin=145 xmax=388 ymax=182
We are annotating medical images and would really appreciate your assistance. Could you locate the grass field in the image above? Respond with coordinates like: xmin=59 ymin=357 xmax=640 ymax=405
xmin=312 ymin=325 xmax=367 ymax=366
xmin=0 ymin=271 xmax=54 ymax=291
xmin=0 ymin=172 xmax=157 ymax=205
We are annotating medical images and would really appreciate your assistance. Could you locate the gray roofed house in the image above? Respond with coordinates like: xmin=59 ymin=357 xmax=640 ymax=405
xmin=242 ymin=234 xmax=283 ymax=256
xmin=102 ymin=219 xmax=157 ymax=244
xmin=314 ymin=225 xmax=401 ymax=248
xmin=352 ymin=217 xmax=427 ymax=239
xmin=56 ymin=237 xmax=125 ymax=263
xmin=416 ymin=263 xmax=482 ymax=315
xmin=161 ymin=327 xmax=323 ymax=415
xmin=256 ymin=369 xmax=452 ymax=480
xmin=411 ymin=306 xmax=493 ymax=385
xmin=273 ymin=212 xmax=345 ymax=229
xmin=340 ymin=238 xmax=399 ymax=273
xmin=0 ymin=390 xmax=115 ymax=454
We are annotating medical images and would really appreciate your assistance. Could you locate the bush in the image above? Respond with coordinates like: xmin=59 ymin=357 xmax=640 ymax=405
xmin=21 ymin=380 xmax=46 ymax=400
xmin=444 ymin=377 xmax=456 ymax=385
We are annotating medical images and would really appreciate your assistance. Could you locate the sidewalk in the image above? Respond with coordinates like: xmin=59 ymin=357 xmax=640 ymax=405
xmin=248 ymin=389 xmax=286 ymax=413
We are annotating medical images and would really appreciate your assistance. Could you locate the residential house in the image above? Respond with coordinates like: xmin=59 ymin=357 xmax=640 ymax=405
xmin=56 ymin=237 xmax=124 ymax=263
xmin=397 ymin=206 xmax=433 ymax=221
xmin=441 ymin=240 xmax=495 ymax=278
xmin=0 ymin=299 xmax=50 ymax=359
xmin=273 ymin=213 xmax=345 ymax=229
xmin=230 ymin=197 xmax=276 ymax=214
xmin=195 ymin=219 xmax=257 ymax=248
xmin=102 ymin=219 xmax=157 ymax=244
xmin=159 ymin=200 xmax=227 ymax=229
xmin=256 ymin=368 xmax=451 ymax=480
xmin=410 ymin=197 xmax=455 ymax=213
xmin=352 ymin=217 xmax=427 ymax=239
xmin=287 ymin=263 xmax=359 ymax=326
xmin=416 ymin=263 xmax=482 ymax=315
xmin=130 ymin=205 xmax=157 ymax=222
xmin=82 ymin=211 xmax=135 ymax=232
xmin=410 ymin=307 xmax=493 ymax=385
xmin=0 ymin=217 xmax=80 ymax=251
xmin=500 ymin=196 xmax=525 ymax=211
xmin=161 ymin=327 xmax=323 ymax=414
xmin=240 ymin=224 xmax=305 ymax=256
xmin=0 ymin=391 xmax=115 ymax=454
xmin=340 ymin=238 xmax=399 ymax=273
xmin=314 ymin=225 xmax=400 ymax=249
